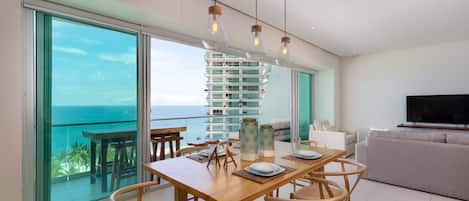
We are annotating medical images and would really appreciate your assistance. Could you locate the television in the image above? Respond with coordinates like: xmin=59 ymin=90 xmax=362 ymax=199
xmin=407 ymin=94 xmax=469 ymax=125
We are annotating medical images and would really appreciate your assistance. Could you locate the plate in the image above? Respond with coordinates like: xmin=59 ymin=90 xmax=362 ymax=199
xmin=199 ymin=149 xmax=226 ymax=157
xmin=292 ymin=152 xmax=322 ymax=160
xmin=294 ymin=150 xmax=320 ymax=157
xmin=244 ymin=162 xmax=285 ymax=177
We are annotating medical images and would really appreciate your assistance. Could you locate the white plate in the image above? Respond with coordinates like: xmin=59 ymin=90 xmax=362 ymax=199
xmin=292 ymin=152 xmax=322 ymax=160
xmin=294 ymin=150 xmax=320 ymax=157
xmin=244 ymin=162 xmax=285 ymax=177
xmin=199 ymin=149 xmax=226 ymax=157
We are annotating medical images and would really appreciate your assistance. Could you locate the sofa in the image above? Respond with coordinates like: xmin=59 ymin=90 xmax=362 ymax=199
xmin=356 ymin=130 xmax=469 ymax=200
xmin=309 ymin=120 xmax=357 ymax=157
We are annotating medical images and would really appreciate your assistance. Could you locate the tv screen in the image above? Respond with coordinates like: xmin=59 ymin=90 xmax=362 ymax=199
xmin=407 ymin=95 xmax=469 ymax=124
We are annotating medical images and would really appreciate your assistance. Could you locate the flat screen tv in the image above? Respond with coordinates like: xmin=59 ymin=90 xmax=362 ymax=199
xmin=407 ymin=94 xmax=469 ymax=124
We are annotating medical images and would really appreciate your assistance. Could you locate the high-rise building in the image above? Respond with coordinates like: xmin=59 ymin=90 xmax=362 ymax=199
xmin=205 ymin=51 xmax=268 ymax=139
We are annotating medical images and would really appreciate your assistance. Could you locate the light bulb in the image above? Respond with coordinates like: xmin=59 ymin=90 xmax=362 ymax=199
xmin=211 ymin=20 xmax=219 ymax=34
xmin=253 ymin=36 xmax=260 ymax=47
xmin=282 ymin=46 xmax=288 ymax=55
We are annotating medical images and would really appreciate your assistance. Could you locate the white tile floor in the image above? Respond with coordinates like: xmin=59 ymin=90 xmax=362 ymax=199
xmin=125 ymin=162 xmax=462 ymax=201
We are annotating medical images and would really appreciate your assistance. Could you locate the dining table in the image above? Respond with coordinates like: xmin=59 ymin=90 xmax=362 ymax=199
xmin=144 ymin=141 xmax=346 ymax=201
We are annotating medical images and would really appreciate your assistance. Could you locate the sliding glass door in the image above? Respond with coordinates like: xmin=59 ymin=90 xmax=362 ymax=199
xmin=36 ymin=12 xmax=138 ymax=201
xmin=298 ymin=72 xmax=313 ymax=140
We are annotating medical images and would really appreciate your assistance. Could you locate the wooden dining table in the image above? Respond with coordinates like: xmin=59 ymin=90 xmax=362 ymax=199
xmin=144 ymin=141 xmax=346 ymax=201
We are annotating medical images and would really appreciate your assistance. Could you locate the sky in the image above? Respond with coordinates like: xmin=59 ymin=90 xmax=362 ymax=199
xmin=51 ymin=17 xmax=207 ymax=106
xmin=52 ymin=17 xmax=137 ymax=106
xmin=150 ymin=39 xmax=206 ymax=106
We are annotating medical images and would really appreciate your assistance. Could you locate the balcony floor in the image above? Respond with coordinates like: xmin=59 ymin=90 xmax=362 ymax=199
xmin=51 ymin=174 xmax=137 ymax=201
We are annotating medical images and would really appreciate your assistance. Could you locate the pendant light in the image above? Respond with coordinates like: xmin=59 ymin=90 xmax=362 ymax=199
xmin=279 ymin=0 xmax=290 ymax=60
xmin=246 ymin=0 xmax=265 ymax=58
xmin=203 ymin=0 xmax=228 ymax=50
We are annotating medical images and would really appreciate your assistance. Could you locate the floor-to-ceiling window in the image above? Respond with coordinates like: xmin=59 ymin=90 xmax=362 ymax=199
xmin=150 ymin=38 xmax=292 ymax=144
xmin=36 ymin=13 xmax=138 ymax=201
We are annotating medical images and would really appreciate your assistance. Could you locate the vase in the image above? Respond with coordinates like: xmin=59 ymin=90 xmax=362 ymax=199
xmin=240 ymin=118 xmax=259 ymax=161
xmin=260 ymin=124 xmax=275 ymax=157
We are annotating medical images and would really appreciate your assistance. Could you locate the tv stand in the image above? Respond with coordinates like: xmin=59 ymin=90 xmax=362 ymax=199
xmin=397 ymin=123 xmax=469 ymax=131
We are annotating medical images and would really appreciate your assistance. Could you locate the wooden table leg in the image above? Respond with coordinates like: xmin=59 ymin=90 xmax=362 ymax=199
xmin=90 ymin=140 xmax=96 ymax=184
xmin=174 ymin=187 xmax=188 ymax=201
xmin=101 ymin=140 xmax=109 ymax=192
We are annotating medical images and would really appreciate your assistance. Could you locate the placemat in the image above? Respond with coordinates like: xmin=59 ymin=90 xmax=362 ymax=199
xmin=232 ymin=165 xmax=296 ymax=184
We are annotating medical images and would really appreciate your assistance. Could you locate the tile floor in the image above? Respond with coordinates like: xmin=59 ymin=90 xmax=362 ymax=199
xmin=125 ymin=161 xmax=461 ymax=201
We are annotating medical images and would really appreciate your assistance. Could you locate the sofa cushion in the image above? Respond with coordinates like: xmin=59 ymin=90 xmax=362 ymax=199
xmin=369 ymin=130 xmax=446 ymax=143
xmin=446 ymin=134 xmax=469 ymax=145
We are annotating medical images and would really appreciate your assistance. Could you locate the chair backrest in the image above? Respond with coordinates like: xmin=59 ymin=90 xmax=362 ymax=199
xmin=110 ymin=181 xmax=158 ymax=201
xmin=308 ymin=159 xmax=367 ymax=196
xmin=265 ymin=177 xmax=347 ymax=201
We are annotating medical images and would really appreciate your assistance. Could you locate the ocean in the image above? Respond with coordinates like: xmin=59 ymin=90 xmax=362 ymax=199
xmin=51 ymin=105 xmax=208 ymax=155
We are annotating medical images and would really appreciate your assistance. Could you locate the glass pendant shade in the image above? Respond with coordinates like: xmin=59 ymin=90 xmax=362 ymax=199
xmin=279 ymin=36 xmax=290 ymax=60
xmin=246 ymin=25 xmax=265 ymax=58
xmin=204 ymin=4 xmax=228 ymax=50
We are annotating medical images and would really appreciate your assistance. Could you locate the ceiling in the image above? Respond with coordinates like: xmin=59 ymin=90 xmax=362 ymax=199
xmin=49 ymin=0 xmax=469 ymax=56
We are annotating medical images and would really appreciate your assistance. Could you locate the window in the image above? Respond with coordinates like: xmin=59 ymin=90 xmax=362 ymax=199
xmin=36 ymin=13 xmax=138 ymax=201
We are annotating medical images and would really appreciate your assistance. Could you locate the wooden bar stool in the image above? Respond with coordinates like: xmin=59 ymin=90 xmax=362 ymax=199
xmin=150 ymin=135 xmax=184 ymax=182
xmin=110 ymin=141 xmax=136 ymax=191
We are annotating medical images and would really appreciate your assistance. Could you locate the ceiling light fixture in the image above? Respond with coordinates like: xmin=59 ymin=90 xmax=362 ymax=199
xmin=279 ymin=0 xmax=290 ymax=60
xmin=204 ymin=0 xmax=228 ymax=50
xmin=247 ymin=0 xmax=265 ymax=57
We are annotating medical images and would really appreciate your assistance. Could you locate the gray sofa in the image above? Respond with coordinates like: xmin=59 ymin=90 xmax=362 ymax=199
xmin=356 ymin=130 xmax=469 ymax=200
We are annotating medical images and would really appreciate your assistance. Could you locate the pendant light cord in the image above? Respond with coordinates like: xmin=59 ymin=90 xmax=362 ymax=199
xmin=256 ymin=0 xmax=258 ymax=25
xmin=284 ymin=0 xmax=287 ymax=36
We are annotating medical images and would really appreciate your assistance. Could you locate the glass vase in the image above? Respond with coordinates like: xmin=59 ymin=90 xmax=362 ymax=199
xmin=260 ymin=124 xmax=275 ymax=157
xmin=240 ymin=118 xmax=259 ymax=161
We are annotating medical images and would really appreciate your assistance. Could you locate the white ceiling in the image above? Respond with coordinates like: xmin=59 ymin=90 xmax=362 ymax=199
xmin=49 ymin=0 xmax=469 ymax=56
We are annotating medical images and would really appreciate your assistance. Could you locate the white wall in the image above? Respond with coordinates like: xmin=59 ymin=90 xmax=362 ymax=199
xmin=340 ymin=40 xmax=469 ymax=131
xmin=0 ymin=0 xmax=23 ymax=200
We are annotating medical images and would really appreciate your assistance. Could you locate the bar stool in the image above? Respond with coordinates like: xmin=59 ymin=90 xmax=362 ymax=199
xmin=150 ymin=135 xmax=184 ymax=182
xmin=110 ymin=141 xmax=136 ymax=191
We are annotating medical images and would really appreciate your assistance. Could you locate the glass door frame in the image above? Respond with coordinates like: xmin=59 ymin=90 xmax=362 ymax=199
xmin=34 ymin=11 xmax=150 ymax=201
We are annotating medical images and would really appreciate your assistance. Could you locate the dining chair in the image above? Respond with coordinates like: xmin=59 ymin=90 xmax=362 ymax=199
xmin=110 ymin=181 xmax=158 ymax=201
xmin=265 ymin=177 xmax=347 ymax=201
xmin=303 ymin=159 xmax=367 ymax=201
xmin=111 ymin=146 xmax=204 ymax=201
